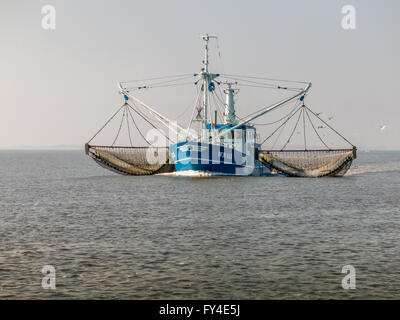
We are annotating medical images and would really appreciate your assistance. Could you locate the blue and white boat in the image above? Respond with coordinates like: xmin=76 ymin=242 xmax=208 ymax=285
xmin=86 ymin=35 xmax=356 ymax=178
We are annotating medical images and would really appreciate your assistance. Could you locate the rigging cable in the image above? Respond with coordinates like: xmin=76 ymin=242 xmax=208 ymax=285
xmin=174 ymin=83 xmax=201 ymax=121
xmin=126 ymin=81 xmax=196 ymax=91
xmin=304 ymin=105 xmax=355 ymax=147
xmin=302 ymin=105 xmax=307 ymax=150
xmin=271 ymin=118 xmax=289 ymax=149
xmin=126 ymin=102 xmax=172 ymax=143
xmin=87 ymin=103 xmax=126 ymax=144
xmin=220 ymin=74 xmax=309 ymax=84
xmin=281 ymin=107 xmax=304 ymax=150
xmin=210 ymin=91 xmax=225 ymax=122
xmin=253 ymin=100 xmax=300 ymax=125
xmin=220 ymin=76 xmax=278 ymax=89
xmin=125 ymin=104 xmax=134 ymax=147
xmin=219 ymin=76 xmax=302 ymax=92
xmin=126 ymin=105 xmax=152 ymax=145
xmin=185 ymin=87 xmax=203 ymax=139
xmin=260 ymin=105 xmax=302 ymax=145
xmin=214 ymin=83 xmax=253 ymax=124
xmin=112 ymin=106 xmax=126 ymax=146
xmin=120 ymin=74 xmax=193 ymax=84
xmin=230 ymin=83 xmax=301 ymax=92
xmin=304 ymin=107 xmax=330 ymax=149
xmin=268 ymin=102 xmax=301 ymax=149
xmin=226 ymin=92 xmax=304 ymax=128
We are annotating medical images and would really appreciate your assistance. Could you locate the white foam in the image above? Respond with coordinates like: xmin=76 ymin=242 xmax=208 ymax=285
xmin=348 ymin=161 xmax=400 ymax=176
xmin=157 ymin=170 xmax=213 ymax=177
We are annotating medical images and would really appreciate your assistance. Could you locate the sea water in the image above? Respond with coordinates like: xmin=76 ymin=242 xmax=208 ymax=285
xmin=0 ymin=150 xmax=399 ymax=299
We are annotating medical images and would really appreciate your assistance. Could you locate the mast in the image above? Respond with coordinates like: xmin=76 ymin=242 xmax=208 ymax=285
xmin=200 ymin=34 xmax=217 ymax=130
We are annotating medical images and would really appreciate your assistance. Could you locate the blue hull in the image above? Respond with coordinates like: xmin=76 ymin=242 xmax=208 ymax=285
xmin=169 ymin=141 xmax=268 ymax=176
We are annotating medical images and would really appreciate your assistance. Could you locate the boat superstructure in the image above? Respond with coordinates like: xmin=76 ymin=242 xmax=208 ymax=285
xmin=85 ymin=35 xmax=356 ymax=177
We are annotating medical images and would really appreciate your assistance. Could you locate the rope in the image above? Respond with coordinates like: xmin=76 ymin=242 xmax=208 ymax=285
xmin=305 ymin=106 xmax=355 ymax=147
xmin=260 ymin=105 xmax=302 ymax=145
xmin=214 ymin=84 xmax=227 ymax=109
xmin=185 ymin=87 xmax=203 ymax=139
xmin=271 ymin=119 xmax=288 ymax=149
xmin=125 ymin=105 xmax=133 ymax=147
xmin=234 ymin=83 xmax=301 ymax=92
xmin=219 ymin=76 xmax=302 ymax=92
xmin=253 ymin=100 xmax=300 ymax=125
xmin=174 ymin=84 xmax=201 ymax=121
xmin=215 ymin=82 xmax=251 ymax=122
xmin=304 ymin=107 xmax=330 ymax=150
xmin=210 ymin=91 xmax=225 ymax=122
xmin=208 ymin=83 xmax=262 ymax=129
xmin=302 ymin=106 xmax=307 ymax=150
xmin=219 ymin=76 xmax=278 ymax=89
xmin=87 ymin=103 xmax=126 ymax=144
xmin=214 ymin=82 xmax=246 ymax=122
xmin=281 ymin=107 xmax=303 ymax=150
xmin=126 ymin=105 xmax=152 ymax=145
xmin=220 ymin=74 xmax=309 ymax=84
xmin=126 ymin=81 xmax=195 ymax=91
xmin=230 ymin=94 xmax=302 ymax=128
xmin=112 ymin=106 xmax=126 ymax=146
xmin=126 ymin=102 xmax=172 ymax=143
xmin=120 ymin=74 xmax=193 ymax=84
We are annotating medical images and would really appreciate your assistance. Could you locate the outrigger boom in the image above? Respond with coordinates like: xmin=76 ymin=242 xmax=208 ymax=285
xmin=118 ymin=84 xmax=193 ymax=142
xmin=215 ymin=82 xmax=312 ymax=139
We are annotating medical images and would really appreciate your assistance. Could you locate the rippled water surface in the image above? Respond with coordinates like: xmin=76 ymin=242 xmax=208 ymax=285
xmin=0 ymin=150 xmax=399 ymax=299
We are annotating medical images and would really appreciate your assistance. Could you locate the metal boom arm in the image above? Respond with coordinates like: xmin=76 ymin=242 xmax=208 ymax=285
xmin=119 ymin=83 xmax=194 ymax=141
xmin=216 ymin=82 xmax=312 ymax=138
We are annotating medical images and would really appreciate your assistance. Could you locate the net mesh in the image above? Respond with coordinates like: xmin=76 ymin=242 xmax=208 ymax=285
xmin=258 ymin=149 xmax=356 ymax=177
xmin=87 ymin=145 xmax=174 ymax=175
xmin=86 ymin=146 xmax=356 ymax=177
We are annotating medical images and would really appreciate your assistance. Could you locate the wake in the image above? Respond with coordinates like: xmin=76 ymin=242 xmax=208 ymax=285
xmin=347 ymin=161 xmax=400 ymax=176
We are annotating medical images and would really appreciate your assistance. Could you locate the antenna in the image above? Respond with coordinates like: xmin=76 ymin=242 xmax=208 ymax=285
xmin=200 ymin=34 xmax=217 ymax=73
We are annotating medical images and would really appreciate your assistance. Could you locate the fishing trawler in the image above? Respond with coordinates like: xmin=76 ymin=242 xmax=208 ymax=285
xmin=85 ymin=35 xmax=356 ymax=177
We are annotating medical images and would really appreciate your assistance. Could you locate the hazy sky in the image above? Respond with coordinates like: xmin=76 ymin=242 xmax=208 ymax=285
xmin=1 ymin=0 xmax=399 ymax=150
